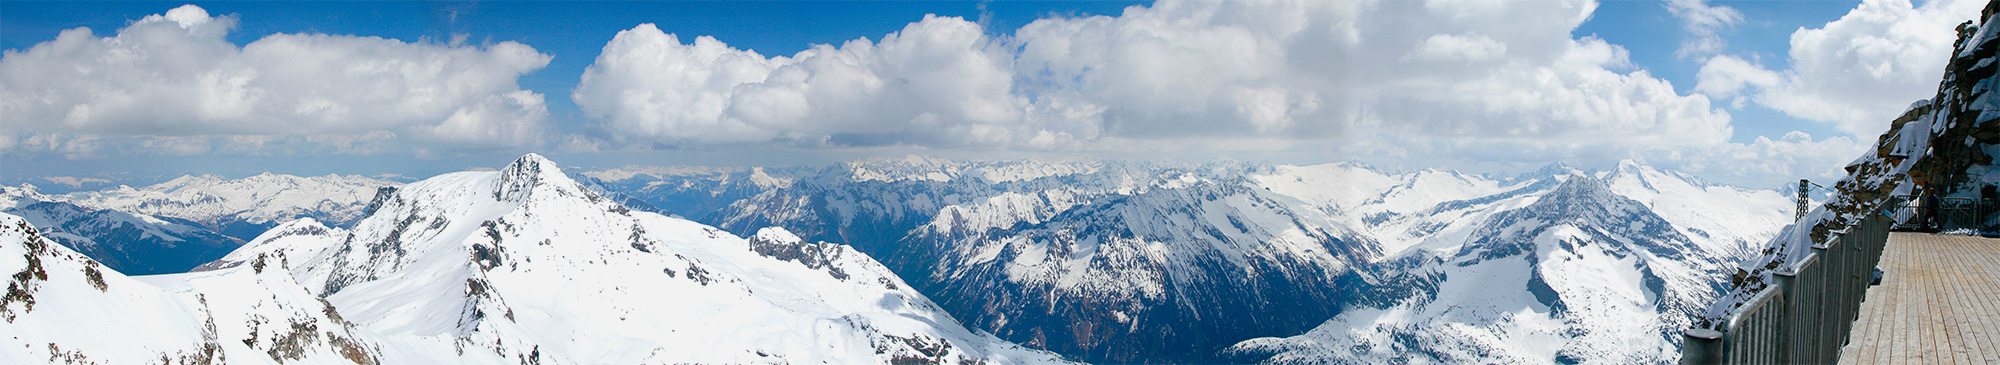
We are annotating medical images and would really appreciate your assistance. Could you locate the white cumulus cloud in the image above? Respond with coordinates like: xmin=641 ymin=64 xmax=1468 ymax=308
xmin=0 ymin=4 xmax=555 ymax=157
xmin=1694 ymin=0 xmax=1984 ymax=138
xmin=573 ymin=17 xmax=1049 ymax=148
xmin=573 ymin=0 xmax=1734 ymax=152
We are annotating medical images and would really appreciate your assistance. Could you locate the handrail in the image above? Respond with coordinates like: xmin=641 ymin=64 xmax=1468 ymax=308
xmin=1681 ymin=210 xmax=1893 ymax=364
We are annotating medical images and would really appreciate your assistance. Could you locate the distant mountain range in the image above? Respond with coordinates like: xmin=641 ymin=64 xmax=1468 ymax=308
xmin=0 ymin=174 xmax=397 ymax=274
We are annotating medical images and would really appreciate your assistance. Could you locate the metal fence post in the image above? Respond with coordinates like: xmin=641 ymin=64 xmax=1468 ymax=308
xmin=1775 ymin=268 xmax=1801 ymax=364
xmin=1682 ymin=329 xmax=1725 ymax=365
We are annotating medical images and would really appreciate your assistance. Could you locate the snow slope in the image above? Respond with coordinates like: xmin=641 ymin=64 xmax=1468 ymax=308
xmin=192 ymin=218 xmax=345 ymax=273
xmin=1252 ymin=163 xmax=1518 ymax=256
xmin=1597 ymin=161 xmax=1793 ymax=262
xmin=0 ymin=212 xmax=380 ymax=364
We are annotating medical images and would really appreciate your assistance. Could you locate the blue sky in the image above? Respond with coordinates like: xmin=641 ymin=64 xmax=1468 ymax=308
xmin=0 ymin=0 xmax=1983 ymax=189
xmin=1578 ymin=0 xmax=1859 ymax=143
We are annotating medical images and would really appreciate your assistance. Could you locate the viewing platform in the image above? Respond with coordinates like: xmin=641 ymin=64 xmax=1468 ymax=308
xmin=1838 ymin=232 xmax=2000 ymax=364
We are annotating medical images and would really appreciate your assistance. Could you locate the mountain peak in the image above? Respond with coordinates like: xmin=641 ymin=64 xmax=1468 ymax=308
xmin=1547 ymin=173 xmax=1613 ymax=199
xmin=502 ymin=153 xmax=558 ymax=176
xmin=1615 ymin=159 xmax=1643 ymax=171
xmin=495 ymin=153 xmax=577 ymax=203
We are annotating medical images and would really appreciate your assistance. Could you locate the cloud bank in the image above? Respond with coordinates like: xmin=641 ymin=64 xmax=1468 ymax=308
xmin=573 ymin=0 xmax=1868 ymax=186
xmin=4 ymin=1 xmax=1975 ymax=187
xmin=575 ymin=0 xmax=1734 ymax=152
xmin=0 ymin=5 xmax=553 ymax=157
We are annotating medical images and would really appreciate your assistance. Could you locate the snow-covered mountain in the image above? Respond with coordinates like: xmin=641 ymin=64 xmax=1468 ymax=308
xmin=4 ymin=154 xmax=1066 ymax=363
xmin=594 ymin=157 xmax=1791 ymax=363
xmin=268 ymin=154 xmax=1064 ymax=363
xmin=903 ymin=165 xmax=1382 ymax=363
xmin=4 ymin=151 xmax=1787 ymax=363
xmin=1229 ymin=170 xmax=1784 ymax=364
xmin=0 ymin=212 xmax=380 ymax=364
xmin=666 ymin=157 xmax=1384 ymax=363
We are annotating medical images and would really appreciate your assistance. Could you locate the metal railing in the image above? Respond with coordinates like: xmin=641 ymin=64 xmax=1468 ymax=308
xmin=1886 ymin=196 xmax=1999 ymax=231
xmin=1681 ymin=211 xmax=1893 ymax=364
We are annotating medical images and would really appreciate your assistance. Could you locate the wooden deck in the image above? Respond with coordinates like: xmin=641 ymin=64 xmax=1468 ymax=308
xmin=1838 ymin=232 xmax=2000 ymax=364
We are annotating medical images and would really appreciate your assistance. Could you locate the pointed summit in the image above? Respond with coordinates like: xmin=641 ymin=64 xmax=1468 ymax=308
xmin=1615 ymin=159 xmax=1643 ymax=171
xmin=495 ymin=153 xmax=578 ymax=203
xmin=1598 ymin=159 xmax=1646 ymax=181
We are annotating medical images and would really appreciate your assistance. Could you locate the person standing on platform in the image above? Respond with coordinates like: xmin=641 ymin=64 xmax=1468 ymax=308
xmin=1924 ymin=188 xmax=1943 ymax=232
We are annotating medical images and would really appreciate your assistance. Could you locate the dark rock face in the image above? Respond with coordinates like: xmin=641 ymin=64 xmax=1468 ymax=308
xmin=360 ymin=186 xmax=399 ymax=218
xmin=1915 ymin=16 xmax=2000 ymax=199
xmin=746 ymin=231 xmax=850 ymax=280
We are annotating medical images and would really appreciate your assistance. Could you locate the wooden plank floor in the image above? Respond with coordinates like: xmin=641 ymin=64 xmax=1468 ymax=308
xmin=1838 ymin=232 xmax=2000 ymax=364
